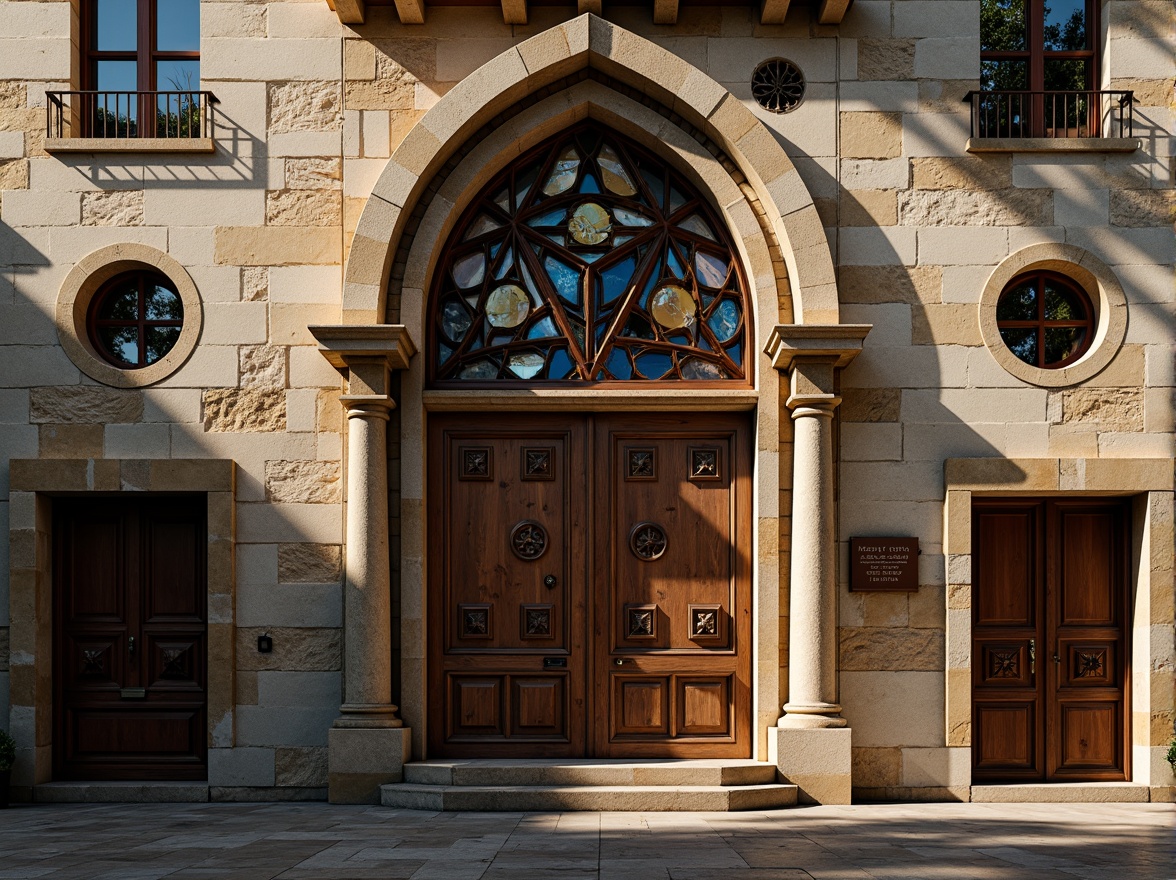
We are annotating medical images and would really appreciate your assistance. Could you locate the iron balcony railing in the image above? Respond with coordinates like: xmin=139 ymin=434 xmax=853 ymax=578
xmin=46 ymin=90 xmax=218 ymax=140
xmin=963 ymin=90 xmax=1134 ymax=140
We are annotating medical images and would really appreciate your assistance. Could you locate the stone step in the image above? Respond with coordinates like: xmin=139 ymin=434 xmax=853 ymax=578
xmin=34 ymin=782 xmax=210 ymax=803
xmin=970 ymin=783 xmax=1150 ymax=803
xmin=404 ymin=758 xmax=780 ymax=788
xmin=381 ymin=782 xmax=798 ymax=812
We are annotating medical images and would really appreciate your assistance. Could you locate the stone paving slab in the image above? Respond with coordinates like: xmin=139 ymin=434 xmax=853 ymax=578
xmin=0 ymin=801 xmax=1171 ymax=880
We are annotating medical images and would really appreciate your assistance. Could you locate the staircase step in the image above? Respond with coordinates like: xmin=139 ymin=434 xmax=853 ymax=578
xmin=403 ymin=759 xmax=779 ymax=788
xmin=381 ymin=782 xmax=797 ymax=812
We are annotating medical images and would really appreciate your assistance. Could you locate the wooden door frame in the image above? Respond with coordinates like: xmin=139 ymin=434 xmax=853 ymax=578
xmin=6 ymin=459 xmax=234 ymax=795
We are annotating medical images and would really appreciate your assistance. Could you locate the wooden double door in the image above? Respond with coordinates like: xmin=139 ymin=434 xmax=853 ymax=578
xmin=972 ymin=499 xmax=1130 ymax=782
xmin=427 ymin=413 xmax=751 ymax=758
xmin=54 ymin=496 xmax=208 ymax=780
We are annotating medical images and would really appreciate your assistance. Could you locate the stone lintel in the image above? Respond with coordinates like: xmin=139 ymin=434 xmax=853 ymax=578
xmin=766 ymin=324 xmax=871 ymax=372
xmin=310 ymin=324 xmax=417 ymax=374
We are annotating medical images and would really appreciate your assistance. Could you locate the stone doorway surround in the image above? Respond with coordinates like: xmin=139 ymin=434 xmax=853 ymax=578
xmin=943 ymin=458 xmax=1176 ymax=802
xmin=6 ymin=458 xmax=235 ymax=801
xmin=314 ymin=14 xmax=873 ymax=805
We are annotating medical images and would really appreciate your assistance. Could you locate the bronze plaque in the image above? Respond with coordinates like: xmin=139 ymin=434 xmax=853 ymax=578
xmin=850 ymin=537 xmax=919 ymax=592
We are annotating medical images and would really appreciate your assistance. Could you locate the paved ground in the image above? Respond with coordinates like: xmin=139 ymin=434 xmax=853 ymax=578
xmin=0 ymin=801 xmax=1171 ymax=879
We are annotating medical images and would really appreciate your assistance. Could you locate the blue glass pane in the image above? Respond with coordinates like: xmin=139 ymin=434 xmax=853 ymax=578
xmin=157 ymin=0 xmax=200 ymax=51
xmin=579 ymin=172 xmax=600 ymax=194
xmin=606 ymin=347 xmax=632 ymax=379
xmin=601 ymin=256 xmax=634 ymax=305
xmin=528 ymin=208 xmax=565 ymax=227
xmin=97 ymin=0 xmax=136 ymax=51
xmin=544 ymin=256 xmax=580 ymax=305
xmin=548 ymin=348 xmax=574 ymax=379
xmin=527 ymin=317 xmax=558 ymax=339
xmin=635 ymin=351 xmax=672 ymax=379
xmin=708 ymin=300 xmax=740 ymax=343
xmin=641 ymin=168 xmax=662 ymax=207
xmin=96 ymin=60 xmax=138 ymax=93
xmin=666 ymin=246 xmax=685 ymax=278
xmin=1044 ymin=0 xmax=1086 ymax=50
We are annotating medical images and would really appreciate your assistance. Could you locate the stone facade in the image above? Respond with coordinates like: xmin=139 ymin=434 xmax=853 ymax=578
xmin=0 ymin=0 xmax=1172 ymax=804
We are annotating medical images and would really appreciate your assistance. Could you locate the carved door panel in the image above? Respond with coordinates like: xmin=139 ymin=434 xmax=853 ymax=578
xmin=1048 ymin=501 xmax=1128 ymax=779
xmin=54 ymin=497 xmax=207 ymax=780
xmin=427 ymin=416 xmax=588 ymax=757
xmin=972 ymin=499 xmax=1128 ymax=783
xmin=592 ymin=413 xmax=750 ymax=757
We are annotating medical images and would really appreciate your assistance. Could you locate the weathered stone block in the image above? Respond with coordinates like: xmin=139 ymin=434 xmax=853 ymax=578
xmin=0 ymin=158 xmax=29 ymax=190
xmin=240 ymin=345 xmax=286 ymax=390
xmin=841 ymin=189 xmax=898 ymax=226
xmin=278 ymin=543 xmax=342 ymax=583
xmin=242 ymin=266 xmax=268 ymax=302
xmin=202 ymin=389 xmax=287 ymax=433
xmin=208 ymin=747 xmax=276 ymax=787
xmin=1061 ymin=387 xmax=1145 ymax=431
xmin=329 ymin=726 xmax=411 ymax=804
xmin=81 ymin=190 xmax=144 ymax=227
xmin=840 ymin=627 xmax=944 ymax=671
xmin=29 ymin=387 xmax=143 ymax=425
xmin=841 ymin=387 xmax=901 ymax=422
xmin=38 ymin=424 xmax=103 ymax=458
xmin=852 ymin=746 xmax=901 ymax=787
xmin=265 ymin=460 xmax=342 ymax=504
xmin=276 ymin=746 xmax=328 ymax=788
xmin=266 ymin=190 xmax=342 ymax=227
xmin=857 ymin=38 xmax=915 ymax=80
xmin=214 ymin=227 xmax=341 ymax=267
xmin=268 ymin=81 xmax=343 ymax=134
xmin=899 ymin=189 xmax=1052 ymax=227
xmin=840 ymin=112 xmax=902 ymax=160
xmin=912 ymin=303 xmax=985 ymax=346
xmin=1111 ymin=189 xmax=1175 ymax=228
xmin=285 ymin=157 xmax=342 ymax=191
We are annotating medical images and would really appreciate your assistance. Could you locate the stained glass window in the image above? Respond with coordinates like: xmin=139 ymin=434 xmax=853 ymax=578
xmin=429 ymin=125 xmax=752 ymax=383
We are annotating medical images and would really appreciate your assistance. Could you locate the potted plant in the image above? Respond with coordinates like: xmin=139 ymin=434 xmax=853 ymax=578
xmin=0 ymin=729 xmax=14 ymax=808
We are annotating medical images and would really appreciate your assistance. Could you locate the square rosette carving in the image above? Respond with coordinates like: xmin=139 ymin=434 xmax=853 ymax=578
xmin=624 ymin=604 xmax=657 ymax=640
xmin=520 ymin=603 xmax=554 ymax=639
xmin=688 ymin=604 xmax=724 ymax=642
xmin=459 ymin=446 xmax=493 ymax=480
xmin=458 ymin=603 xmax=493 ymax=639
xmin=625 ymin=447 xmax=656 ymax=481
xmin=1067 ymin=642 xmax=1113 ymax=686
xmin=688 ymin=446 xmax=722 ymax=482
xmin=521 ymin=446 xmax=555 ymax=481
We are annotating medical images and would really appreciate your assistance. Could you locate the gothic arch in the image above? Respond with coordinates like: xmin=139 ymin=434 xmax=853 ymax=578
xmin=341 ymin=13 xmax=838 ymax=328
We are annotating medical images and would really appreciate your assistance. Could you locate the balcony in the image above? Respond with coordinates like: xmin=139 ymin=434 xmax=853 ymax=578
xmin=45 ymin=91 xmax=218 ymax=154
xmin=963 ymin=90 xmax=1139 ymax=153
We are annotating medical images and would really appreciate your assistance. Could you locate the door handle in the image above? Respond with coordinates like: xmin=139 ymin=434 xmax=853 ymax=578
xmin=128 ymin=635 xmax=136 ymax=657
xmin=614 ymin=658 xmax=626 ymax=665
xmin=1028 ymin=638 xmax=1035 ymax=675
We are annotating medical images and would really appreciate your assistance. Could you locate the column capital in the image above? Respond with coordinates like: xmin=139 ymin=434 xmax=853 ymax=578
xmin=765 ymin=324 xmax=871 ymax=373
xmin=310 ymin=324 xmax=417 ymax=402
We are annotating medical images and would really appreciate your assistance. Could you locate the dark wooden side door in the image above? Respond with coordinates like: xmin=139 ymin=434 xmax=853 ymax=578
xmin=427 ymin=415 xmax=589 ymax=757
xmin=592 ymin=414 xmax=751 ymax=757
xmin=54 ymin=496 xmax=208 ymax=780
xmin=972 ymin=498 xmax=1129 ymax=783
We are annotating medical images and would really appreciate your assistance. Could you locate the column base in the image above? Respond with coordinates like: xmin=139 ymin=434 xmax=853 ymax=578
xmin=778 ymin=701 xmax=848 ymax=729
xmin=769 ymin=726 xmax=852 ymax=805
xmin=332 ymin=703 xmax=405 ymax=729
xmin=328 ymin=726 xmax=411 ymax=804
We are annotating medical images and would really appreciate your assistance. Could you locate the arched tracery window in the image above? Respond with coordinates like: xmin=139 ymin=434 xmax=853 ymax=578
xmin=428 ymin=124 xmax=752 ymax=384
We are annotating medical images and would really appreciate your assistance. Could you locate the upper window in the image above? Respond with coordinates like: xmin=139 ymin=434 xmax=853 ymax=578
xmin=88 ymin=270 xmax=185 ymax=369
xmin=82 ymin=0 xmax=200 ymax=136
xmin=996 ymin=270 xmax=1093 ymax=369
xmin=979 ymin=0 xmax=1099 ymax=137
xmin=429 ymin=124 xmax=752 ymax=384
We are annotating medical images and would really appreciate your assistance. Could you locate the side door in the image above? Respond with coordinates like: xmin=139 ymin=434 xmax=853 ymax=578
xmin=427 ymin=415 xmax=588 ymax=756
xmin=592 ymin=413 xmax=751 ymax=757
xmin=54 ymin=496 xmax=207 ymax=780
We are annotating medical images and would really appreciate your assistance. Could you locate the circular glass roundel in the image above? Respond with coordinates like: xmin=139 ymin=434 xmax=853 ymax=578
xmin=996 ymin=271 xmax=1094 ymax=368
xmin=650 ymin=284 xmax=697 ymax=330
xmin=88 ymin=271 xmax=184 ymax=369
xmin=568 ymin=202 xmax=611 ymax=245
xmin=485 ymin=284 xmax=530 ymax=328
xmin=751 ymin=59 xmax=806 ymax=113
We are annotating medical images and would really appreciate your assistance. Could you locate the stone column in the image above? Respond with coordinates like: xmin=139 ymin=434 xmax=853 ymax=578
xmin=765 ymin=325 xmax=869 ymax=805
xmin=311 ymin=325 xmax=416 ymax=805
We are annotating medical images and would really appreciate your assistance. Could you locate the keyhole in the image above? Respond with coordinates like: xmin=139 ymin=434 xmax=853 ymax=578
xmin=543 ymin=574 xmax=557 ymax=589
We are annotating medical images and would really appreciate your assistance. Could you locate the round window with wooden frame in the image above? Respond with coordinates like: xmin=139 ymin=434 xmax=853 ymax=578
xmin=428 ymin=124 xmax=753 ymax=384
xmin=995 ymin=270 xmax=1095 ymax=369
xmin=87 ymin=270 xmax=185 ymax=369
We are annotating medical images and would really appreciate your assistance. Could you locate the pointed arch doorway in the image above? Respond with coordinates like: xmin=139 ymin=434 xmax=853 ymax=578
xmin=425 ymin=125 xmax=754 ymax=758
